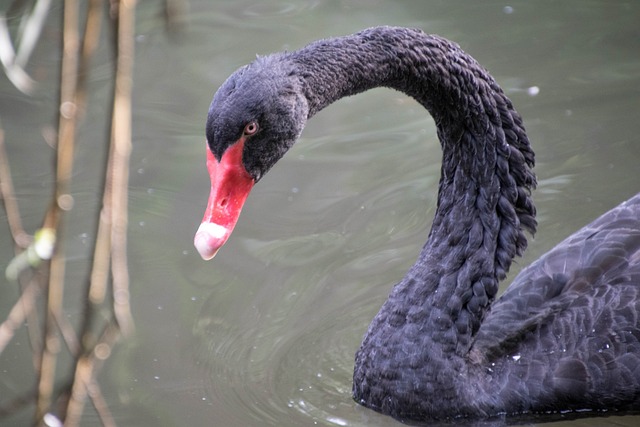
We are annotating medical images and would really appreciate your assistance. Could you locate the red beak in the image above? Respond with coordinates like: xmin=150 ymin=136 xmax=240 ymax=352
xmin=194 ymin=139 xmax=254 ymax=259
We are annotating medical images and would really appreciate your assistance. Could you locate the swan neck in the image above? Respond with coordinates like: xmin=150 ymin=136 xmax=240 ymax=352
xmin=292 ymin=26 xmax=536 ymax=311
xmin=293 ymin=27 xmax=485 ymax=122
xmin=287 ymin=26 xmax=538 ymax=419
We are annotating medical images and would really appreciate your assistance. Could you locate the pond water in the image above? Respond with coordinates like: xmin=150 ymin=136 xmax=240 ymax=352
xmin=1 ymin=1 xmax=639 ymax=426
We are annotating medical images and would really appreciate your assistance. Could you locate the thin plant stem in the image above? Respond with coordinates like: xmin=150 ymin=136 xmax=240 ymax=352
xmin=64 ymin=0 xmax=137 ymax=423
xmin=0 ymin=129 xmax=30 ymax=248
xmin=110 ymin=0 xmax=136 ymax=338
xmin=0 ymin=279 xmax=41 ymax=354
xmin=64 ymin=322 xmax=120 ymax=426
xmin=35 ymin=0 xmax=80 ymax=423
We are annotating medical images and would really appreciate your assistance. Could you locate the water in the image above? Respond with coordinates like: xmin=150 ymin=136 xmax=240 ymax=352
xmin=1 ymin=1 xmax=639 ymax=426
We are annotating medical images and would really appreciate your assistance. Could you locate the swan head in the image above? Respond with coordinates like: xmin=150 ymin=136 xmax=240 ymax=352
xmin=195 ymin=55 xmax=309 ymax=260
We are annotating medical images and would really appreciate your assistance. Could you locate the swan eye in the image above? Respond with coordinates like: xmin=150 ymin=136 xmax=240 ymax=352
xmin=243 ymin=121 xmax=259 ymax=136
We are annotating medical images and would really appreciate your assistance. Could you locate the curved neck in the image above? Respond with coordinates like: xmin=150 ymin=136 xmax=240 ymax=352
xmin=293 ymin=27 xmax=499 ymax=126
xmin=291 ymin=27 xmax=536 ymax=350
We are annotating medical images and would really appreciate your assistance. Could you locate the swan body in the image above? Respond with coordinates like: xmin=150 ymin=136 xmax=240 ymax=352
xmin=194 ymin=27 xmax=640 ymax=421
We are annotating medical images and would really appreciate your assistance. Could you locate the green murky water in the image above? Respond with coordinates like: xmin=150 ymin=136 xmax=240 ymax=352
xmin=1 ymin=1 xmax=639 ymax=425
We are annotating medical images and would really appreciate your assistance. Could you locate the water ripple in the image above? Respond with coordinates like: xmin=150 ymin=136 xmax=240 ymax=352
xmin=193 ymin=270 xmax=402 ymax=426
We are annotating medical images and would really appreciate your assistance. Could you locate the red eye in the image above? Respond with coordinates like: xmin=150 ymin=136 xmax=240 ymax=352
xmin=243 ymin=122 xmax=259 ymax=136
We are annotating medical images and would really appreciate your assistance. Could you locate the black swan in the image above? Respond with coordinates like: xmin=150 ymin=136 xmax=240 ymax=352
xmin=193 ymin=27 xmax=640 ymax=422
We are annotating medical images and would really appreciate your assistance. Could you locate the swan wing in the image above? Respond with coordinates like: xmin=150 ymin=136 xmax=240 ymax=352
xmin=471 ymin=193 xmax=640 ymax=365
